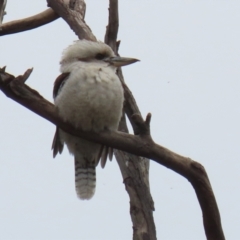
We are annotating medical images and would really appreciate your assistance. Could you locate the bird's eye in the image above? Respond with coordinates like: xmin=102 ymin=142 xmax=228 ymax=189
xmin=95 ymin=53 xmax=105 ymax=60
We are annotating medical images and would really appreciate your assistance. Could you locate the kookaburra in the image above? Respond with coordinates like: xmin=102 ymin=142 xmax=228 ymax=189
xmin=52 ymin=40 xmax=138 ymax=200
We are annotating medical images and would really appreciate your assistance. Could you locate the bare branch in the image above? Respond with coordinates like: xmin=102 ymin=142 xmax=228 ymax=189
xmin=0 ymin=8 xmax=59 ymax=36
xmin=104 ymin=1 xmax=156 ymax=239
xmin=47 ymin=0 xmax=96 ymax=41
xmin=115 ymin=115 xmax=156 ymax=240
xmin=104 ymin=0 xmax=119 ymax=52
xmin=121 ymin=79 xmax=143 ymax=135
xmin=0 ymin=67 xmax=225 ymax=240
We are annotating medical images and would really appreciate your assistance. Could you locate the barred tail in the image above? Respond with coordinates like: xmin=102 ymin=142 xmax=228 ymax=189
xmin=75 ymin=158 xmax=96 ymax=200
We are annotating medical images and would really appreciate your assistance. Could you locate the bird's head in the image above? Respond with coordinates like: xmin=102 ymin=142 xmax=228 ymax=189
xmin=60 ymin=40 xmax=139 ymax=71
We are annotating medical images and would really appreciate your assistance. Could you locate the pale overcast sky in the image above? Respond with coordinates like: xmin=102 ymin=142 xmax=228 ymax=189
xmin=1 ymin=1 xmax=240 ymax=240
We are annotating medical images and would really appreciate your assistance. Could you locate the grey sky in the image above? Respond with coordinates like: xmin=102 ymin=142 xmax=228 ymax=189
xmin=0 ymin=1 xmax=240 ymax=239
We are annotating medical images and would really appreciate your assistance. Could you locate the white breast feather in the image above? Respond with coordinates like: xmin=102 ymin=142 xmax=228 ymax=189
xmin=54 ymin=61 xmax=124 ymax=162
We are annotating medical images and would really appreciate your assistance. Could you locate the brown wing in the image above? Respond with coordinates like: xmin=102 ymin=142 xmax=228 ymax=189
xmin=52 ymin=127 xmax=64 ymax=158
xmin=53 ymin=72 xmax=70 ymax=99
xmin=100 ymin=146 xmax=114 ymax=168
xmin=52 ymin=73 xmax=70 ymax=157
xmin=94 ymin=145 xmax=114 ymax=168
xmin=100 ymin=146 xmax=108 ymax=168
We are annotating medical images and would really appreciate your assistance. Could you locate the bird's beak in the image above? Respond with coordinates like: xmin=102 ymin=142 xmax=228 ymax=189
xmin=104 ymin=56 xmax=140 ymax=67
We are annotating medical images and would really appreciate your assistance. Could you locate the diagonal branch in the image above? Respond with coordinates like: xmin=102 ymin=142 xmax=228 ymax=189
xmin=0 ymin=8 xmax=59 ymax=36
xmin=0 ymin=67 xmax=225 ymax=240
xmin=47 ymin=0 xmax=96 ymax=41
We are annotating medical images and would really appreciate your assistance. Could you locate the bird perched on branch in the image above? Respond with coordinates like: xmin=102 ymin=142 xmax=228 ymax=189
xmin=52 ymin=40 xmax=139 ymax=200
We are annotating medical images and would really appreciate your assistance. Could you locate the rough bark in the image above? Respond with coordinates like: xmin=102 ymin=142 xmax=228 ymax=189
xmin=104 ymin=1 xmax=156 ymax=239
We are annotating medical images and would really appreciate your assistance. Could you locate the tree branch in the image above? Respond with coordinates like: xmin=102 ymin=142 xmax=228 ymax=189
xmin=0 ymin=0 xmax=7 ymax=27
xmin=0 ymin=8 xmax=59 ymax=36
xmin=47 ymin=0 xmax=96 ymax=41
xmin=0 ymin=67 xmax=225 ymax=240
xmin=104 ymin=0 xmax=119 ymax=53
xmin=104 ymin=1 xmax=156 ymax=239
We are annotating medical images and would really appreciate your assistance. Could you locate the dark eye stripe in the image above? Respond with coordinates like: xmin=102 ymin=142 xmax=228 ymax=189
xmin=95 ymin=53 xmax=105 ymax=60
